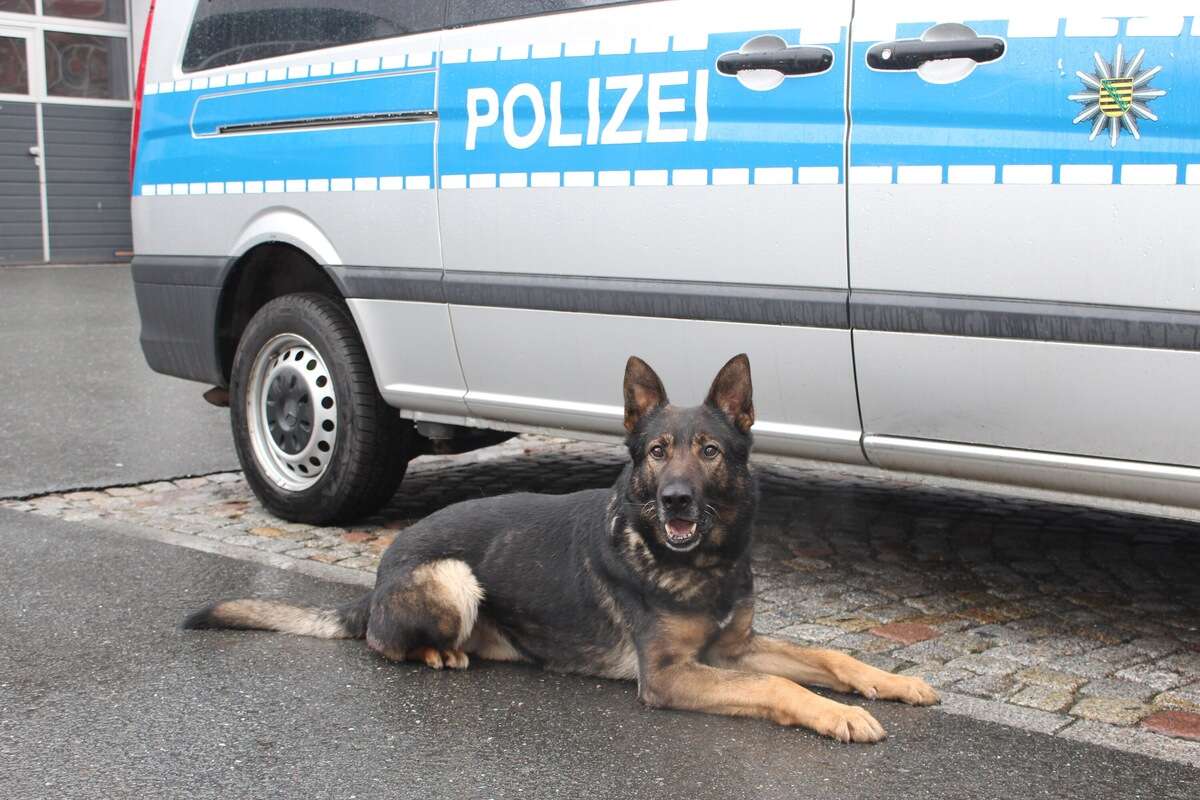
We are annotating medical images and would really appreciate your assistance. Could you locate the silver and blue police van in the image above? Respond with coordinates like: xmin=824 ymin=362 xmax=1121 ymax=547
xmin=131 ymin=0 xmax=1200 ymax=523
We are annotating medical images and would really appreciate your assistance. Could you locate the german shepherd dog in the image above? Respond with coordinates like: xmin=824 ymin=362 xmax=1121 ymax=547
xmin=184 ymin=354 xmax=938 ymax=742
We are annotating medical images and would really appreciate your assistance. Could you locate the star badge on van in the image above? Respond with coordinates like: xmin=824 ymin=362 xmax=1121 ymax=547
xmin=1069 ymin=43 xmax=1165 ymax=147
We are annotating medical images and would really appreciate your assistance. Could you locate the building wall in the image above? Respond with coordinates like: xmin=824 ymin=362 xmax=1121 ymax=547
xmin=44 ymin=103 xmax=132 ymax=262
xmin=0 ymin=1 xmax=135 ymax=264
xmin=0 ymin=101 xmax=43 ymax=263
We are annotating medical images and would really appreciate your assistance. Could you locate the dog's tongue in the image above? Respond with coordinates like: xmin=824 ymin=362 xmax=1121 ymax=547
xmin=666 ymin=519 xmax=696 ymax=539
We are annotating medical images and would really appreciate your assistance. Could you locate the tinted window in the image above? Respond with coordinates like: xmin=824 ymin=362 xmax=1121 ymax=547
xmin=44 ymin=31 xmax=129 ymax=99
xmin=0 ymin=0 xmax=34 ymax=14
xmin=446 ymin=1 xmax=633 ymax=28
xmin=183 ymin=0 xmax=443 ymax=73
xmin=44 ymin=0 xmax=126 ymax=23
xmin=0 ymin=35 xmax=29 ymax=94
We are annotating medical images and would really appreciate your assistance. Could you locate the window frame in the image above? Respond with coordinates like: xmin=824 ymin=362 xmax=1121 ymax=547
xmin=0 ymin=0 xmax=132 ymax=106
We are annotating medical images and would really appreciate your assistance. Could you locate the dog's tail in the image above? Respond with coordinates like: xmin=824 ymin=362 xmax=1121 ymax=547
xmin=181 ymin=593 xmax=370 ymax=639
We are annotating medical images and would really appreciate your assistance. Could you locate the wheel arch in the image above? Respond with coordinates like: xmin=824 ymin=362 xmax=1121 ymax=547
xmin=215 ymin=242 xmax=350 ymax=385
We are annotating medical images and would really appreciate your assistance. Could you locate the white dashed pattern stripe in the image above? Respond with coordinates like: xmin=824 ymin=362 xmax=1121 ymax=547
xmin=141 ymin=177 xmax=433 ymax=196
xmin=142 ymin=163 xmax=1200 ymax=196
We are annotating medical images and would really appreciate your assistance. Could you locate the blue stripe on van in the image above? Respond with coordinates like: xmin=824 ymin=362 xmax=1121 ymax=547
xmin=133 ymin=69 xmax=436 ymax=192
xmin=436 ymin=29 xmax=847 ymax=182
xmin=850 ymin=18 xmax=1200 ymax=183
xmin=190 ymin=71 xmax=434 ymax=136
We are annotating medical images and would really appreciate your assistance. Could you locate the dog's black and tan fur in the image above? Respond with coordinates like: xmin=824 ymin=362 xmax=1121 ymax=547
xmin=184 ymin=354 xmax=937 ymax=742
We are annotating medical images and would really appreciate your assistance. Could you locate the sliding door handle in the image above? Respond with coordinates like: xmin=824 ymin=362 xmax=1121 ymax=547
xmin=718 ymin=46 xmax=834 ymax=77
xmin=867 ymin=36 xmax=1005 ymax=71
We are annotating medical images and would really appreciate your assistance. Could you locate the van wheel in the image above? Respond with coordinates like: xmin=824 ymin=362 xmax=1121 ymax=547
xmin=229 ymin=292 xmax=411 ymax=524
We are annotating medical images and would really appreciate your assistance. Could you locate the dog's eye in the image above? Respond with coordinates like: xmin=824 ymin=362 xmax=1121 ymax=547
xmin=649 ymin=444 xmax=666 ymax=459
xmin=702 ymin=444 xmax=721 ymax=459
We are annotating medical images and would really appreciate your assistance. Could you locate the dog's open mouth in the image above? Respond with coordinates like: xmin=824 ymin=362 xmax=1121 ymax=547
xmin=664 ymin=518 xmax=700 ymax=550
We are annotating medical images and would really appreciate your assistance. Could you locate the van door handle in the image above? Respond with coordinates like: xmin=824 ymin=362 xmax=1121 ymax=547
xmin=867 ymin=36 xmax=1005 ymax=71
xmin=717 ymin=46 xmax=834 ymax=77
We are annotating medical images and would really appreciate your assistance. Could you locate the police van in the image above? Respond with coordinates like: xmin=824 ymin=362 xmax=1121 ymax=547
xmin=131 ymin=0 xmax=1200 ymax=523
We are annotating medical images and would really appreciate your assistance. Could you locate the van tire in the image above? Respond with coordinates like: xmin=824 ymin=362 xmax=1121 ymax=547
xmin=229 ymin=292 xmax=410 ymax=524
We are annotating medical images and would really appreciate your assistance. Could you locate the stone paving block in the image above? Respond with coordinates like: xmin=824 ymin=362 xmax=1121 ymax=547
xmin=1088 ymin=644 xmax=1154 ymax=669
xmin=104 ymin=486 xmax=144 ymax=497
xmin=953 ymin=673 xmax=1017 ymax=701
xmin=1077 ymin=677 xmax=1158 ymax=703
xmin=1114 ymin=664 xmax=1187 ymax=693
xmin=855 ymin=653 xmax=907 ymax=673
xmin=138 ymin=481 xmax=177 ymax=492
xmin=1010 ymin=684 xmax=1074 ymax=713
xmin=826 ymin=632 xmax=899 ymax=654
xmin=869 ymin=622 xmax=940 ymax=645
xmin=173 ymin=477 xmax=210 ymax=489
xmin=1128 ymin=636 xmax=1184 ymax=659
xmin=1042 ymin=655 xmax=1114 ymax=679
xmin=965 ymin=624 xmax=1037 ymax=644
xmin=1159 ymin=651 xmax=1200 ymax=676
xmin=775 ymin=623 xmax=844 ymax=643
xmin=1070 ymin=696 xmax=1154 ymax=726
xmin=1015 ymin=667 xmax=1087 ymax=691
xmin=1155 ymin=683 xmax=1200 ymax=713
xmin=901 ymin=664 xmax=973 ymax=689
xmin=1141 ymin=710 xmax=1200 ymax=742
xmin=944 ymin=654 xmax=1021 ymax=677
xmin=937 ymin=691 xmax=1071 ymax=736
xmin=336 ymin=556 xmax=378 ymax=571
xmin=813 ymin=616 xmax=879 ymax=633
xmin=857 ymin=603 xmax=919 ymax=624
xmin=308 ymin=551 xmax=350 ymax=564
xmin=208 ymin=472 xmax=243 ymax=484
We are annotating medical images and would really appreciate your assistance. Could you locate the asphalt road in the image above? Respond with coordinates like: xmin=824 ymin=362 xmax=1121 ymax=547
xmin=0 ymin=264 xmax=237 ymax=498
xmin=2 ymin=508 xmax=1193 ymax=800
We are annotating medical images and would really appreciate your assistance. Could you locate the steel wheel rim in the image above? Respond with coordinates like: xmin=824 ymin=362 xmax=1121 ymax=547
xmin=245 ymin=333 xmax=337 ymax=491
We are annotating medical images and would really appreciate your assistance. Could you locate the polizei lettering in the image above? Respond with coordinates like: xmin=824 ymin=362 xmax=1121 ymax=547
xmin=465 ymin=70 xmax=710 ymax=150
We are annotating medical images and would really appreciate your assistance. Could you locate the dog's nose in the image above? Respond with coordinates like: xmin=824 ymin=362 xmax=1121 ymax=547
xmin=660 ymin=484 xmax=693 ymax=514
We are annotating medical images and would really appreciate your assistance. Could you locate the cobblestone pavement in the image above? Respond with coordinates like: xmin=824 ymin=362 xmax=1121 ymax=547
xmin=7 ymin=435 xmax=1200 ymax=764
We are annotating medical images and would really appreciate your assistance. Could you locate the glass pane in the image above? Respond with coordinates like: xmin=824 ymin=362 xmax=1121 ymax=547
xmin=44 ymin=31 xmax=129 ymax=99
xmin=447 ymin=0 xmax=623 ymax=28
xmin=183 ymin=0 xmax=443 ymax=72
xmin=0 ymin=35 xmax=29 ymax=94
xmin=0 ymin=1 xmax=35 ymax=14
xmin=43 ymin=0 xmax=126 ymax=23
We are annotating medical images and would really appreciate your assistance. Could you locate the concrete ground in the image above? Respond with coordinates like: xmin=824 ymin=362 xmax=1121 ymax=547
xmin=3 ymin=507 xmax=1195 ymax=800
xmin=1 ymin=262 xmax=1197 ymax=794
xmin=8 ymin=435 xmax=1200 ymax=771
xmin=0 ymin=264 xmax=237 ymax=498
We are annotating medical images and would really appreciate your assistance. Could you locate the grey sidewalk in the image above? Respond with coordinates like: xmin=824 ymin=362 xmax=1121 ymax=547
xmin=0 ymin=264 xmax=237 ymax=498
xmin=10 ymin=435 xmax=1200 ymax=766
xmin=2 ymin=507 xmax=1195 ymax=800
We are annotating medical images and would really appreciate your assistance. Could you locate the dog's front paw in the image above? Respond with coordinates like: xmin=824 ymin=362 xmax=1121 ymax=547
xmin=802 ymin=699 xmax=887 ymax=744
xmin=853 ymin=672 xmax=939 ymax=706
xmin=407 ymin=646 xmax=470 ymax=670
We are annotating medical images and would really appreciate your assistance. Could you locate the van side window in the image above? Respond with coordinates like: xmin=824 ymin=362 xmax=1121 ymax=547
xmin=182 ymin=0 xmax=444 ymax=73
xmin=445 ymin=1 xmax=637 ymax=28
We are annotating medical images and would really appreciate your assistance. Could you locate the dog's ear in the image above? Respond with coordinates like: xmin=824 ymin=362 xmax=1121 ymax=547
xmin=705 ymin=354 xmax=754 ymax=434
xmin=623 ymin=356 xmax=668 ymax=432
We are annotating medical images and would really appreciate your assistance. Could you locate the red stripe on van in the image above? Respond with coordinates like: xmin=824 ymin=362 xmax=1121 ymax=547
xmin=129 ymin=0 xmax=157 ymax=187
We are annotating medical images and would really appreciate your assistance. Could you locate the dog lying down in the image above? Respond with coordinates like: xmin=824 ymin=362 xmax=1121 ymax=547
xmin=184 ymin=354 xmax=937 ymax=742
